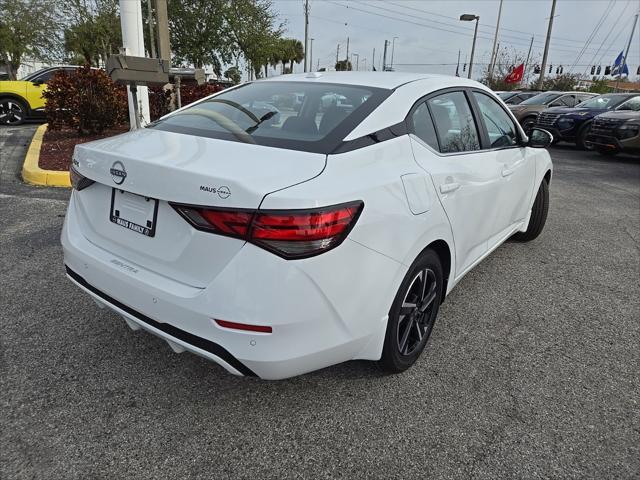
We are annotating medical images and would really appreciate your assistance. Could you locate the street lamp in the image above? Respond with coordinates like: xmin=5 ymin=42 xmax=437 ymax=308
xmin=390 ymin=36 xmax=399 ymax=70
xmin=460 ymin=14 xmax=479 ymax=80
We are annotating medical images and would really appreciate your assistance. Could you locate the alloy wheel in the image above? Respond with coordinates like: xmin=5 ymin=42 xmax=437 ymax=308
xmin=396 ymin=268 xmax=438 ymax=356
xmin=0 ymin=100 xmax=25 ymax=125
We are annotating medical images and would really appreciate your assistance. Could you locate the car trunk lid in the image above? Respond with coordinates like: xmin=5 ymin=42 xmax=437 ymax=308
xmin=71 ymin=128 xmax=326 ymax=287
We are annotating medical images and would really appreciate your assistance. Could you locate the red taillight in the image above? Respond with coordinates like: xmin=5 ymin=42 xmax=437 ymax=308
xmin=215 ymin=319 xmax=272 ymax=333
xmin=171 ymin=201 xmax=363 ymax=259
xmin=69 ymin=166 xmax=95 ymax=191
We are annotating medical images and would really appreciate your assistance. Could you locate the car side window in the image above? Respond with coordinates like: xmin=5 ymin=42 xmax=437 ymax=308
xmin=618 ymin=96 xmax=640 ymax=111
xmin=472 ymin=92 xmax=519 ymax=148
xmin=559 ymin=95 xmax=576 ymax=107
xmin=427 ymin=91 xmax=480 ymax=153
xmin=32 ymin=69 xmax=56 ymax=83
xmin=409 ymin=102 xmax=439 ymax=150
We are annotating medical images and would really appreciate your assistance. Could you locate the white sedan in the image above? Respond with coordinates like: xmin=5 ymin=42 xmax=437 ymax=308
xmin=62 ymin=72 xmax=552 ymax=380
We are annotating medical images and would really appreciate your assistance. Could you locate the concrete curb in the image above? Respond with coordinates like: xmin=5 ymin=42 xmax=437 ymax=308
xmin=21 ymin=124 xmax=71 ymax=187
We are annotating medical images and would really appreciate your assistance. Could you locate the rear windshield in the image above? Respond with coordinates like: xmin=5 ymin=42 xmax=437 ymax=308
xmin=150 ymin=81 xmax=391 ymax=153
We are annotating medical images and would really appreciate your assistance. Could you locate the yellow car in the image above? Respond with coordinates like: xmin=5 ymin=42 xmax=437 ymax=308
xmin=0 ymin=66 xmax=80 ymax=125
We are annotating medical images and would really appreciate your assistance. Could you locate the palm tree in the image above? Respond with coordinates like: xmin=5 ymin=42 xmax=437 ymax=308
xmin=287 ymin=38 xmax=304 ymax=73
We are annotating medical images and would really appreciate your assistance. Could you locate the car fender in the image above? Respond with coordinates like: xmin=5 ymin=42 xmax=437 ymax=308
xmin=0 ymin=91 xmax=30 ymax=111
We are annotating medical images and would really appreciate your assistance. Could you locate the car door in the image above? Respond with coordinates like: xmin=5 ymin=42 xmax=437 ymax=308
xmin=471 ymin=91 xmax=536 ymax=244
xmin=26 ymin=68 xmax=57 ymax=110
xmin=408 ymin=90 xmax=503 ymax=276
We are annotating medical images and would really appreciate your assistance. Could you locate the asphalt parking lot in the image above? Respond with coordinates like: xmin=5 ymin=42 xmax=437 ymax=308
xmin=1 ymin=125 xmax=639 ymax=479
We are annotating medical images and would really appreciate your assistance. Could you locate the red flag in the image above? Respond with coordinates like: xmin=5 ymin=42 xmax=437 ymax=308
xmin=505 ymin=63 xmax=525 ymax=83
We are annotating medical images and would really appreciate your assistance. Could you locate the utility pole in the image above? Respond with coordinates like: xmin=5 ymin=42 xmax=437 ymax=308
xmin=616 ymin=13 xmax=638 ymax=90
xmin=147 ymin=0 xmax=156 ymax=58
xmin=372 ymin=47 xmax=375 ymax=71
xmin=154 ymin=0 xmax=170 ymax=62
xmin=382 ymin=40 xmax=389 ymax=71
xmin=303 ymin=0 xmax=309 ymax=72
xmin=488 ymin=0 xmax=503 ymax=80
xmin=310 ymin=38 xmax=314 ymax=72
xmin=317 ymin=58 xmax=320 ymax=71
xmin=538 ymin=0 xmax=557 ymax=90
xmin=120 ymin=0 xmax=150 ymax=127
xmin=524 ymin=35 xmax=534 ymax=85
xmin=336 ymin=44 xmax=340 ymax=66
xmin=390 ymin=36 xmax=398 ymax=70
xmin=345 ymin=37 xmax=350 ymax=62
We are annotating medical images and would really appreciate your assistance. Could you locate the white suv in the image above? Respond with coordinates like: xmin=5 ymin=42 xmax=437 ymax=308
xmin=63 ymin=72 xmax=552 ymax=379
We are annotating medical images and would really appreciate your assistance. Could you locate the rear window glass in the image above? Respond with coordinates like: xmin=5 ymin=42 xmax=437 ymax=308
xmin=150 ymin=81 xmax=390 ymax=153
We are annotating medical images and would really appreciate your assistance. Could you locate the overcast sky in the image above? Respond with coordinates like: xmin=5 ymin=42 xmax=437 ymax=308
xmin=269 ymin=0 xmax=640 ymax=79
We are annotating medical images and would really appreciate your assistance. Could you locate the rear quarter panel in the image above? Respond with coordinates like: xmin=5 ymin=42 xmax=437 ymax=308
xmin=260 ymin=135 xmax=456 ymax=294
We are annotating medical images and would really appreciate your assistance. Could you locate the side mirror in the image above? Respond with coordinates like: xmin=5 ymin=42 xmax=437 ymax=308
xmin=527 ymin=127 xmax=553 ymax=148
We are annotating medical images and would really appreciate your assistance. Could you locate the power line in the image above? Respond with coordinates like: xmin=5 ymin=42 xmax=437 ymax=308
xmin=330 ymin=0 xmax=627 ymax=57
xmin=379 ymin=0 xmax=627 ymax=54
xmin=385 ymin=0 xmax=605 ymax=46
xmin=568 ymin=0 xmax=616 ymax=72
xmin=596 ymin=14 xmax=637 ymax=66
xmin=582 ymin=0 xmax=632 ymax=75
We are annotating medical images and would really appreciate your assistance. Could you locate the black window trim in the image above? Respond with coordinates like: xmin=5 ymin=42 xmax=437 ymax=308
xmin=405 ymin=86 xmax=525 ymax=157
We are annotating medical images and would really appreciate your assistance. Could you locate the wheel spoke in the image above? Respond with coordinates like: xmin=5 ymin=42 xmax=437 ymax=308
xmin=398 ymin=317 xmax=414 ymax=354
xmin=414 ymin=320 xmax=423 ymax=342
xmin=420 ymin=282 xmax=438 ymax=312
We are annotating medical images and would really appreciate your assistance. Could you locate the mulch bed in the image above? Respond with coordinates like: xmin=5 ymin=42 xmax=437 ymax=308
xmin=39 ymin=126 xmax=129 ymax=171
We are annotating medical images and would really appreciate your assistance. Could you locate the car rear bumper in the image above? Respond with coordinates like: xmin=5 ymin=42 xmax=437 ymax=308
xmin=61 ymin=194 xmax=404 ymax=380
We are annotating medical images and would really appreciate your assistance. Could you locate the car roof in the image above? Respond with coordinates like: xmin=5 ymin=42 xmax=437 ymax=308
xmin=257 ymin=71 xmax=477 ymax=90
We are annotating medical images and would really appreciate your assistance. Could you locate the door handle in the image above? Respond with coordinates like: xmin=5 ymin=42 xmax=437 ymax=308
xmin=502 ymin=166 xmax=515 ymax=177
xmin=440 ymin=182 xmax=460 ymax=194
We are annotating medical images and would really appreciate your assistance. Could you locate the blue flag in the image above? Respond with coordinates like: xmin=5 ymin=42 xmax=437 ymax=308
xmin=611 ymin=51 xmax=629 ymax=76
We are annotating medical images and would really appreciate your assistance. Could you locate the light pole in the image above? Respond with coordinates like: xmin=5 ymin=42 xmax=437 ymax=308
xmin=459 ymin=14 xmax=479 ymax=80
xmin=352 ymin=53 xmax=359 ymax=71
xmin=390 ymin=36 xmax=399 ymax=70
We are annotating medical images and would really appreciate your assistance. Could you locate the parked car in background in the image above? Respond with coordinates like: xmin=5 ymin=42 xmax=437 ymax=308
xmin=0 ymin=65 xmax=82 ymax=125
xmin=509 ymin=91 xmax=597 ymax=134
xmin=586 ymin=96 xmax=640 ymax=156
xmin=535 ymin=93 xmax=640 ymax=149
xmin=62 ymin=72 xmax=553 ymax=379
xmin=497 ymin=91 xmax=541 ymax=105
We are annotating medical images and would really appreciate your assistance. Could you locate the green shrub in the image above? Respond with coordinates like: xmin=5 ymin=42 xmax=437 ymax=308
xmin=43 ymin=66 xmax=128 ymax=135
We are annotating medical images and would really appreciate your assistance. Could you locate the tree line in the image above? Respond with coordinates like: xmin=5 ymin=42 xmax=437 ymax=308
xmin=0 ymin=0 xmax=304 ymax=81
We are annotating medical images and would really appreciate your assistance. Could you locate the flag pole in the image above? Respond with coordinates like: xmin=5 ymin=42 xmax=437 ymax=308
xmin=523 ymin=36 xmax=534 ymax=87
xmin=615 ymin=13 xmax=638 ymax=91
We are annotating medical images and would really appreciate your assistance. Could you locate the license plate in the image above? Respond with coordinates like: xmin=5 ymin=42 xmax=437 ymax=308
xmin=110 ymin=189 xmax=159 ymax=237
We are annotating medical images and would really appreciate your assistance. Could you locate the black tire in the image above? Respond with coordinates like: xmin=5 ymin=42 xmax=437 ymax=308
xmin=512 ymin=179 xmax=549 ymax=242
xmin=0 ymin=97 xmax=27 ymax=125
xmin=521 ymin=116 xmax=537 ymax=136
xmin=576 ymin=123 xmax=593 ymax=150
xmin=379 ymin=249 xmax=443 ymax=373
xmin=596 ymin=146 xmax=618 ymax=157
